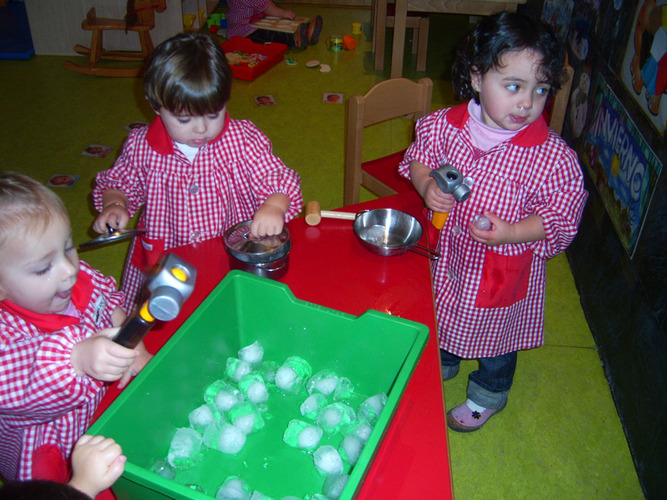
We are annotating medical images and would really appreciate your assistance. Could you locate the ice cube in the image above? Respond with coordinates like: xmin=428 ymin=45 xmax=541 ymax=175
xmin=167 ymin=427 xmax=202 ymax=470
xmin=239 ymin=373 xmax=269 ymax=404
xmin=238 ymin=340 xmax=264 ymax=366
xmin=322 ymin=474 xmax=349 ymax=499
xmin=216 ymin=476 xmax=251 ymax=500
xmin=203 ymin=421 xmax=247 ymax=454
xmin=250 ymin=491 xmax=275 ymax=500
xmin=275 ymin=356 xmax=312 ymax=394
xmin=338 ymin=434 xmax=363 ymax=466
xmin=333 ymin=377 xmax=355 ymax=401
xmin=300 ymin=393 xmax=328 ymax=420
xmin=226 ymin=357 xmax=253 ymax=382
xmin=204 ymin=380 xmax=244 ymax=412
xmin=341 ymin=420 xmax=373 ymax=443
xmin=358 ymin=393 xmax=387 ymax=425
xmin=257 ymin=360 xmax=280 ymax=385
xmin=283 ymin=419 xmax=323 ymax=451
xmin=316 ymin=402 xmax=356 ymax=435
xmin=189 ymin=403 xmax=220 ymax=434
xmin=150 ymin=459 xmax=175 ymax=479
xmin=306 ymin=370 xmax=339 ymax=396
xmin=313 ymin=445 xmax=344 ymax=476
xmin=228 ymin=402 xmax=265 ymax=434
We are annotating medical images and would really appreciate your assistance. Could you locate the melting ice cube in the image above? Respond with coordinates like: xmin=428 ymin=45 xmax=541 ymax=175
xmin=313 ymin=445 xmax=344 ymax=476
xmin=203 ymin=421 xmax=247 ymax=454
xmin=323 ymin=474 xmax=350 ymax=500
xmin=215 ymin=476 xmax=251 ymax=500
xmin=283 ymin=419 xmax=323 ymax=451
xmin=238 ymin=340 xmax=264 ymax=366
xmin=226 ymin=357 xmax=253 ymax=382
xmin=167 ymin=427 xmax=202 ymax=470
xmin=300 ymin=393 xmax=328 ymax=420
xmin=275 ymin=356 xmax=312 ymax=394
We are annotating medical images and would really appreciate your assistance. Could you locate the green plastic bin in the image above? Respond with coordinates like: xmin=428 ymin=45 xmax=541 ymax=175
xmin=89 ymin=271 xmax=428 ymax=499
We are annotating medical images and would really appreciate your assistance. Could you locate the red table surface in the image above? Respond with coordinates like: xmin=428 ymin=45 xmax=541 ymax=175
xmin=95 ymin=190 xmax=452 ymax=499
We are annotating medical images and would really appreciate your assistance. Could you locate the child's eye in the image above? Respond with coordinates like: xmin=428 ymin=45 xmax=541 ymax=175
xmin=35 ymin=265 xmax=52 ymax=276
xmin=177 ymin=117 xmax=191 ymax=124
xmin=506 ymin=84 xmax=519 ymax=92
xmin=207 ymin=112 xmax=220 ymax=119
xmin=536 ymin=87 xmax=550 ymax=96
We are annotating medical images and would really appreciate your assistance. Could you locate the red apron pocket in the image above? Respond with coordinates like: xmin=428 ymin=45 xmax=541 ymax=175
xmin=130 ymin=235 xmax=165 ymax=273
xmin=475 ymin=248 xmax=533 ymax=309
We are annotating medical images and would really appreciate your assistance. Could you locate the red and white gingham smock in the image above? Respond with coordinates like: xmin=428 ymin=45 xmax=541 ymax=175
xmin=0 ymin=261 xmax=123 ymax=480
xmin=93 ymin=114 xmax=303 ymax=309
xmin=399 ymin=103 xmax=588 ymax=359
xmin=227 ymin=0 xmax=270 ymax=38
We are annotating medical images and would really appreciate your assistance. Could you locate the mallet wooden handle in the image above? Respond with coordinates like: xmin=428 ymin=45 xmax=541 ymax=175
xmin=305 ymin=201 xmax=357 ymax=226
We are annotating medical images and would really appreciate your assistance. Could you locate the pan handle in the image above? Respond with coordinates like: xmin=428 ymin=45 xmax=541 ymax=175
xmin=409 ymin=244 xmax=441 ymax=261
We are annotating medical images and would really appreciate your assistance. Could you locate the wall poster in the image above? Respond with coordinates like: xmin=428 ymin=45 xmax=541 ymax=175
xmin=620 ymin=0 xmax=667 ymax=134
xmin=581 ymin=75 xmax=663 ymax=257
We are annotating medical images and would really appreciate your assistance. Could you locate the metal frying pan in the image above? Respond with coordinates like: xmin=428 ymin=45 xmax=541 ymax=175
xmin=353 ymin=209 xmax=440 ymax=260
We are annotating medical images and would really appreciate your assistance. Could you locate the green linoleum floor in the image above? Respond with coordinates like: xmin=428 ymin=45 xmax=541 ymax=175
xmin=0 ymin=5 xmax=643 ymax=498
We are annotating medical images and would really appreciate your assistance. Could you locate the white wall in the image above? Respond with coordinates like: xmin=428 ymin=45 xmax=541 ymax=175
xmin=25 ymin=0 xmax=209 ymax=55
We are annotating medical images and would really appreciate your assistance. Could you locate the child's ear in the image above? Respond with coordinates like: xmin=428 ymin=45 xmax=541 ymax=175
xmin=470 ymin=67 xmax=481 ymax=92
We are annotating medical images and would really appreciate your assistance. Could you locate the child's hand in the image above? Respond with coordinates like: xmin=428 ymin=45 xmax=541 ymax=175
xmin=93 ymin=190 xmax=129 ymax=233
xmin=70 ymin=330 xmax=138 ymax=382
xmin=424 ymin=178 xmax=456 ymax=215
xmin=93 ymin=204 xmax=129 ymax=234
xmin=117 ymin=341 xmax=153 ymax=389
xmin=469 ymin=212 xmax=546 ymax=246
xmin=251 ymin=194 xmax=290 ymax=237
xmin=69 ymin=434 xmax=126 ymax=498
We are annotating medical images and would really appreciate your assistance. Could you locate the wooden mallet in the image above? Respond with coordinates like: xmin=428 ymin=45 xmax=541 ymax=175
xmin=305 ymin=201 xmax=358 ymax=226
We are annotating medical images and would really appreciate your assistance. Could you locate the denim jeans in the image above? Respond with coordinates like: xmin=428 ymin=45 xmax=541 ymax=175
xmin=440 ymin=349 xmax=518 ymax=409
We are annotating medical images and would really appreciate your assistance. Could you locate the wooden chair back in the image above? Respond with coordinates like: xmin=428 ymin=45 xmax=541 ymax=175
xmin=546 ymin=63 xmax=575 ymax=135
xmin=344 ymin=77 xmax=433 ymax=205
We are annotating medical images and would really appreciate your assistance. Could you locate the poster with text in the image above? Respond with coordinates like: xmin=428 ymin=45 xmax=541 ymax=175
xmin=581 ymin=75 xmax=662 ymax=257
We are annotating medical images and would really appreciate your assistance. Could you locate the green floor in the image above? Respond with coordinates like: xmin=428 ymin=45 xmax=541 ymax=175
xmin=0 ymin=5 xmax=643 ymax=498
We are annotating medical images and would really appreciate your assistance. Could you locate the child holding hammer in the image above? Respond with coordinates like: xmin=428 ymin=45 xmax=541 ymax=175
xmin=399 ymin=12 xmax=588 ymax=432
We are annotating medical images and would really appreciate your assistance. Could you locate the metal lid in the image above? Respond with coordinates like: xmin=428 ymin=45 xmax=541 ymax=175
xmin=79 ymin=227 xmax=147 ymax=249
xmin=223 ymin=220 xmax=291 ymax=263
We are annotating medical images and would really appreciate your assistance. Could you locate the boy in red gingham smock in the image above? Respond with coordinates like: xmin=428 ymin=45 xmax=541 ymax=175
xmin=93 ymin=33 xmax=303 ymax=311
xmin=399 ymin=13 xmax=588 ymax=432
xmin=0 ymin=172 xmax=150 ymax=482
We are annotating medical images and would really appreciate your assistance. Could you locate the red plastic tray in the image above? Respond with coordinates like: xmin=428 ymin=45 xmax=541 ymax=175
xmin=222 ymin=37 xmax=288 ymax=81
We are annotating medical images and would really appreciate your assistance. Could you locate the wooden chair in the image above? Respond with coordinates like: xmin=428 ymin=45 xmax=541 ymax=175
xmin=545 ymin=63 xmax=575 ymax=135
xmin=62 ymin=0 xmax=166 ymax=77
xmin=373 ymin=0 xmax=429 ymax=72
xmin=344 ymin=77 xmax=433 ymax=205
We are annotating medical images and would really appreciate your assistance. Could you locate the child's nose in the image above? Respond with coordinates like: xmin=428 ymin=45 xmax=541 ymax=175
xmin=519 ymin=94 xmax=533 ymax=110
xmin=192 ymin=118 xmax=207 ymax=134
xmin=61 ymin=256 xmax=78 ymax=282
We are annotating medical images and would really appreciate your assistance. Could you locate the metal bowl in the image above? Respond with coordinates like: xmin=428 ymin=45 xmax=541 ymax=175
xmin=223 ymin=220 xmax=291 ymax=279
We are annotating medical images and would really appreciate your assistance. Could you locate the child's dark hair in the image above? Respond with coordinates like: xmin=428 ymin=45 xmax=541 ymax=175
xmin=451 ymin=12 xmax=566 ymax=103
xmin=144 ymin=33 xmax=233 ymax=115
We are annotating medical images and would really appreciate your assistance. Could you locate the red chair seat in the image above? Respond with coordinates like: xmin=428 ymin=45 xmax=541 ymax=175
xmin=361 ymin=150 xmax=415 ymax=194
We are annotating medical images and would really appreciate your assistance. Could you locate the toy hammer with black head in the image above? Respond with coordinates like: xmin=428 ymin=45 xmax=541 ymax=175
xmin=113 ymin=253 xmax=197 ymax=348
xmin=429 ymin=164 xmax=471 ymax=229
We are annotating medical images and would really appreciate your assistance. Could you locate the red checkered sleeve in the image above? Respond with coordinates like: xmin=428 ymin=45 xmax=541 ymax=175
xmin=526 ymin=137 xmax=588 ymax=259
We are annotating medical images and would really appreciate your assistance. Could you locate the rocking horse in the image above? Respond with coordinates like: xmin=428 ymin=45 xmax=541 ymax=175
xmin=62 ymin=0 xmax=167 ymax=77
